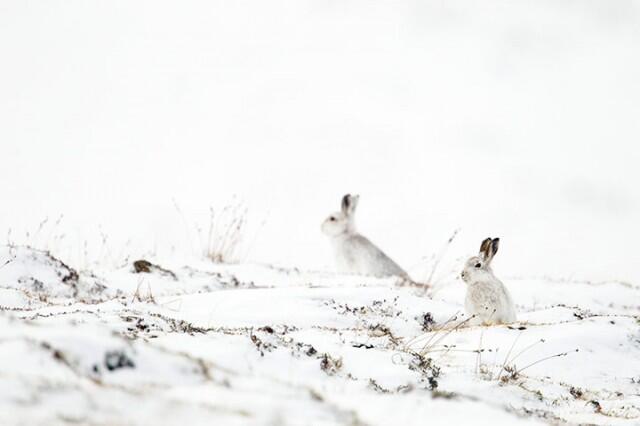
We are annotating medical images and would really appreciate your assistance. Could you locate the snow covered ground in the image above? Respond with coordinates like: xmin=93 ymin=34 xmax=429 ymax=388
xmin=1 ymin=246 xmax=638 ymax=425
xmin=1 ymin=0 xmax=639 ymax=424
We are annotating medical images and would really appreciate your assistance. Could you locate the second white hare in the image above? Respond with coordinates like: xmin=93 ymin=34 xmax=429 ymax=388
xmin=321 ymin=194 xmax=409 ymax=279
xmin=461 ymin=238 xmax=516 ymax=325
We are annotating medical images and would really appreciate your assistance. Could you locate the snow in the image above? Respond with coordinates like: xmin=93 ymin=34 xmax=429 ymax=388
xmin=0 ymin=0 xmax=639 ymax=424
xmin=0 ymin=246 xmax=638 ymax=425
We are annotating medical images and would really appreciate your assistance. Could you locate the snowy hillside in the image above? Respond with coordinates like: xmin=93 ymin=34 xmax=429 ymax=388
xmin=1 ymin=0 xmax=639 ymax=424
xmin=1 ymin=246 xmax=638 ymax=425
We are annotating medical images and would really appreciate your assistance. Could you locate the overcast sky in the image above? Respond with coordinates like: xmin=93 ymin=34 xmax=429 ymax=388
xmin=1 ymin=0 xmax=639 ymax=282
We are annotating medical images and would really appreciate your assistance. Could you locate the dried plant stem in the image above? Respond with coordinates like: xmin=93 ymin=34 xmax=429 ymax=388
xmin=425 ymin=228 xmax=460 ymax=287
xmin=497 ymin=331 xmax=525 ymax=381
xmin=515 ymin=352 xmax=571 ymax=375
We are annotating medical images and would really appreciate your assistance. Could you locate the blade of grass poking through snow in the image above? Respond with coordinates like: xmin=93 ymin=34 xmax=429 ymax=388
xmin=202 ymin=200 xmax=249 ymax=263
xmin=497 ymin=331 xmax=525 ymax=381
xmin=392 ymin=314 xmax=478 ymax=369
xmin=427 ymin=228 xmax=460 ymax=284
xmin=432 ymin=345 xmax=462 ymax=363
xmin=421 ymin=229 xmax=460 ymax=293
xmin=404 ymin=312 xmax=460 ymax=349
xmin=173 ymin=198 xmax=196 ymax=255
xmin=475 ymin=328 xmax=486 ymax=375
xmin=515 ymin=350 xmax=576 ymax=375
xmin=242 ymin=213 xmax=267 ymax=262
xmin=503 ymin=339 xmax=546 ymax=369
xmin=32 ymin=217 xmax=48 ymax=248
xmin=419 ymin=315 xmax=476 ymax=357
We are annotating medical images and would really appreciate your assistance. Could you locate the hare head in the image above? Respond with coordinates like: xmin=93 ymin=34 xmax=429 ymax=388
xmin=461 ymin=237 xmax=500 ymax=284
xmin=321 ymin=194 xmax=359 ymax=237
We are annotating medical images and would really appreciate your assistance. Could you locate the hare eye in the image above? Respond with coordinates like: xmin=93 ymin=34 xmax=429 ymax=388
xmin=474 ymin=263 xmax=482 ymax=268
xmin=329 ymin=216 xmax=336 ymax=221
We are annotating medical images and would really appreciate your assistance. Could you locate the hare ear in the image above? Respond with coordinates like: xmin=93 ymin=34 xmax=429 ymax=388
xmin=341 ymin=194 xmax=351 ymax=214
xmin=484 ymin=238 xmax=500 ymax=264
xmin=479 ymin=238 xmax=492 ymax=260
xmin=489 ymin=238 xmax=500 ymax=261
xmin=341 ymin=194 xmax=359 ymax=216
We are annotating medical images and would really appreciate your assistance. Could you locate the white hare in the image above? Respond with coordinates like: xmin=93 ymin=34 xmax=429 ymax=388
xmin=321 ymin=194 xmax=409 ymax=279
xmin=461 ymin=238 xmax=516 ymax=325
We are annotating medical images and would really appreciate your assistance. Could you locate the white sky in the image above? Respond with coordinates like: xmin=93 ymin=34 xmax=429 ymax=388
xmin=1 ymin=0 xmax=639 ymax=282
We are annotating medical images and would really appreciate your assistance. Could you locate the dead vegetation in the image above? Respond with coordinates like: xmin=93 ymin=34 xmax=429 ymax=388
xmin=320 ymin=353 xmax=343 ymax=376
xmin=249 ymin=333 xmax=277 ymax=356
xmin=2 ymin=243 xmax=638 ymax=425
xmin=133 ymin=259 xmax=178 ymax=280
xmin=408 ymin=352 xmax=441 ymax=390
xmin=131 ymin=278 xmax=157 ymax=304
xmin=407 ymin=228 xmax=461 ymax=293
xmin=1 ymin=245 xmax=108 ymax=303
xmin=416 ymin=312 xmax=436 ymax=332
xmin=196 ymin=202 xmax=252 ymax=264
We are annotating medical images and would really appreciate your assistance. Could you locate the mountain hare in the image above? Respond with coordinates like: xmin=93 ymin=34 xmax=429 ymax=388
xmin=461 ymin=238 xmax=516 ymax=325
xmin=321 ymin=194 xmax=408 ymax=279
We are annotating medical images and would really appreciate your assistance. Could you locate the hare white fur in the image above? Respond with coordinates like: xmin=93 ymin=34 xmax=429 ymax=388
xmin=461 ymin=238 xmax=516 ymax=325
xmin=322 ymin=194 xmax=408 ymax=279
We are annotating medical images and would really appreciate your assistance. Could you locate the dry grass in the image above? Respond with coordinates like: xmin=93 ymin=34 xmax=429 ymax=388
xmin=198 ymin=202 xmax=248 ymax=263
xmin=4 ymin=215 xmax=133 ymax=271
xmin=472 ymin=332 xmax=577 ymax=384
xmin=172 ymin=198 xmax=256 ymax=264
xmin=130 ymin=278 xmax=157 ymax=304
xmin=6 ymin=215 xmax=67 ymax=256
xmin=200 ymin=203 xmax=249 ymax=263
xmin=406 ymin=228 xmax=461 ymax=293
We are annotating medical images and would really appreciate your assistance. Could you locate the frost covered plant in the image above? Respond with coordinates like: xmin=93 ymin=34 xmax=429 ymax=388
xmin=408 ymin=352 xmax=441 ymax=390
xmin=320 ymin=353 xmax=343 ymax=376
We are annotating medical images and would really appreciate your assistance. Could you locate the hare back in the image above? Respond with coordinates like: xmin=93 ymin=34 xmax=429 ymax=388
xmin=333 ymin=234 xmax=407 ymax=278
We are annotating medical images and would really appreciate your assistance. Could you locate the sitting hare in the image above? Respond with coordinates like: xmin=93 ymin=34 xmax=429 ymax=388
xmin=461 ymin=238 xmax=516 ymax=325
xmin=321 ymin=194 xmax=408 ymax=279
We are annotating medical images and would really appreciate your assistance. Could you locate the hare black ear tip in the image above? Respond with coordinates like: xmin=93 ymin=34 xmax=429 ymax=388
xmin=341 ymin=194 xmax=350 ymax=210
